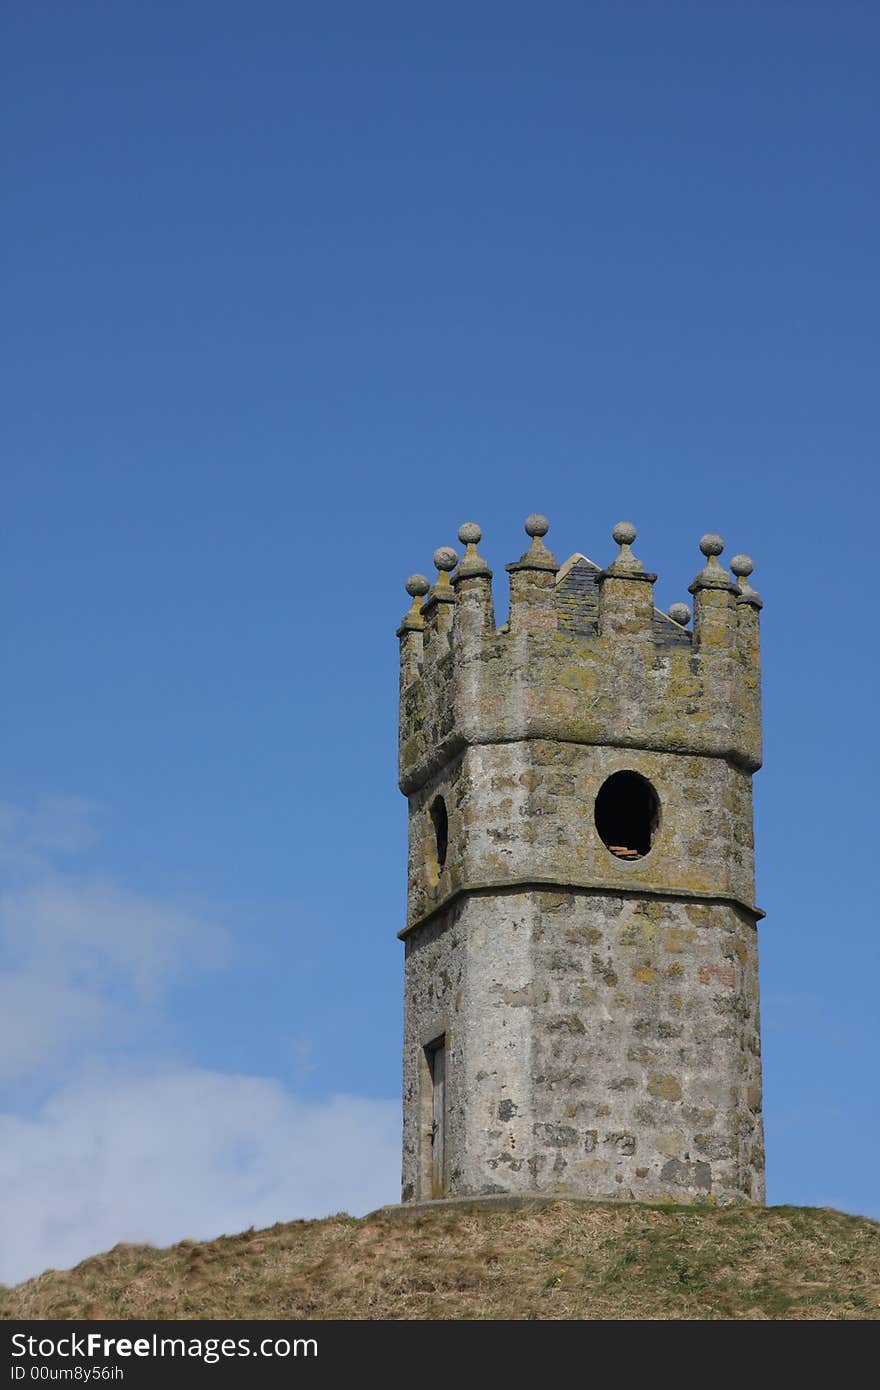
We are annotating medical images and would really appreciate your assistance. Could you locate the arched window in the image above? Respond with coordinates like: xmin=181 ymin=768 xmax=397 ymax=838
xmin=595 ymin=771 xmax=660 ymax=859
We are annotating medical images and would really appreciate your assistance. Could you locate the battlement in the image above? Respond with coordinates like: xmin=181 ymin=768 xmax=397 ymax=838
xmin=397 ymin=516 xmax=763 ymax=799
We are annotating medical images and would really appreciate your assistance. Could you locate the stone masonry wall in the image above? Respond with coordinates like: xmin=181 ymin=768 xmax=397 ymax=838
xmin=406 ymin=741 xmax=754 ymax=930
xmin=402 ymin=889 xmax=764 ymax=1204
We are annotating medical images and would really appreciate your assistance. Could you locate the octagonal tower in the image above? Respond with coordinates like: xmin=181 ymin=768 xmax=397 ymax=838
xmin=396 ymin=516 xmax=765 ymax=1205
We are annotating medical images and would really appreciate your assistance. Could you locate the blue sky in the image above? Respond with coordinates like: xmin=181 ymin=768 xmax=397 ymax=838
xmin=2 ymin=2 xmax=878 ymax=1281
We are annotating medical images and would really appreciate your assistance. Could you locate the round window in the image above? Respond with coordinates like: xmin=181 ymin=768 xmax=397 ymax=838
xmin=594 ymin=771 xmax=660 ymax=860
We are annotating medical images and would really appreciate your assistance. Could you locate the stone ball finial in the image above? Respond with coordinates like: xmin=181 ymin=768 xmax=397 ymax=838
xmin=405 ymin=573 xmax=430 ymax=598
xmin=612 ymin=520 xmax=637 ymax=546
xmin=668 ymin=602 xmax=692 ymax=627
xmin=524 ymin=514 xmax=549 ymax=538
xmin=699 ymin=533 xmax=724 ymax=558
xmin=433 ymin=546 xmax=458 ymax=572
xmin=731 ymin=551 xmax=763 ymax=608
xmin=458 ymin=521 xmax=482 ymax=545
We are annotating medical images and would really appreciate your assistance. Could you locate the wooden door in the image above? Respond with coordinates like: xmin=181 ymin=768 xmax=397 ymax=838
xmin=430 ymin=1041 xmax=446 ymax=1198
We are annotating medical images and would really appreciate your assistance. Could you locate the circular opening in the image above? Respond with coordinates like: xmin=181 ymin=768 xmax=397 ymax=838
xmin=594 ymin=771 xmax=660 ymax=860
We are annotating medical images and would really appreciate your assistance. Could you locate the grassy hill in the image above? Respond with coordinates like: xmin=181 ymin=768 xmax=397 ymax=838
xmin=2 ymin=1201 xmax=878 ymax=1321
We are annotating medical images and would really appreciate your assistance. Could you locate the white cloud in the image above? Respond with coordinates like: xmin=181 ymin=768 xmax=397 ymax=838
xmin=0 ymin=797 xmax=102 ymax=872
xmin=0 ymin=800 xmax=400 ymax=1285
xmin=0 ymin=972 xmax=110 ymax=1080
xmin=0 ymin=1068 xmax=400 ymax=1286
xmin=0 ymin=796 xmax=230 ymax=1084
xmin=0 ymin=877 xmax=230 ymax=1084
xmin=2 ymin=877 xmax=229 ymax=998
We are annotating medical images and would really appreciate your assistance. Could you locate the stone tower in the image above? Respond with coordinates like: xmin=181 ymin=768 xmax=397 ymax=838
xmin=396 ymin=516 xmax=765 ymax=1206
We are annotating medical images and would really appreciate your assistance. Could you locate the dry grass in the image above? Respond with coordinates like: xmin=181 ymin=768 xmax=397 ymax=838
xmin=2 ymin=1202 xmax=878 ymax=1321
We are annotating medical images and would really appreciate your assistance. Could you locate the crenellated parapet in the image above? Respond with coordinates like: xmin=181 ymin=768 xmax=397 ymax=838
xmin=397 ymin=515 xmax=764 ymax=799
